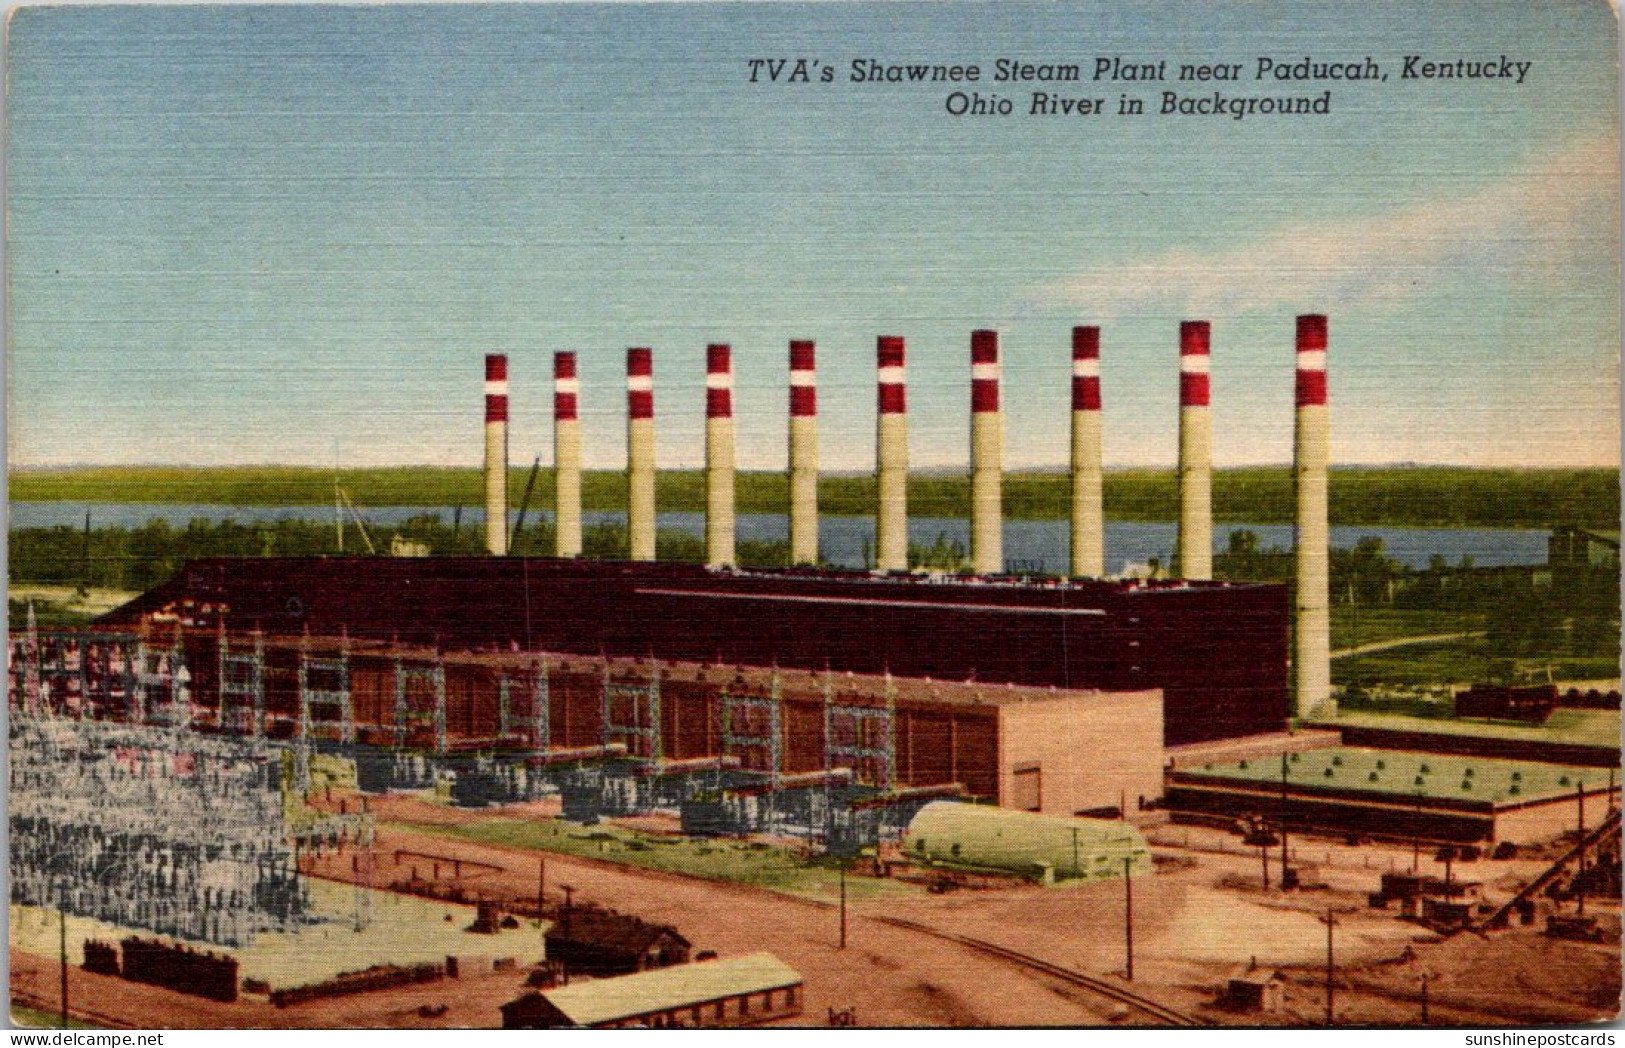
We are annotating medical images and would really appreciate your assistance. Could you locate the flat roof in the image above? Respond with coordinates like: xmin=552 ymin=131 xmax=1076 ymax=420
xmin=1316 ymin=709 xmax=1621 ymax=751
xmin=539 ymin=953 xmax=801 ymax=1026
xmin=189 ymin=635 xmax=1150 ymax=710
xmin=1174 ymin=747 xmax=1611 ymax=806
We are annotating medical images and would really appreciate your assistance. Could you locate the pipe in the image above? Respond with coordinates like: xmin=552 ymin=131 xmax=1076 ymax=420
xmin=626 ymin=347 xmax=656 ymax=561
xmin=788 ymin=340 xmax=819 ymax=566
xmin=970 ymin=329 xmax=1003 ymax=575
xmin=1177 ymin=321 xmax=1212 ymax=579
xmin=876 ymin=336 xmax=909 ymax=572
xmin=705 ymin=343 xmax=736 ymax=568
xmin=484 ymin=354 xmax=509 ymax=556
xmin=1070 ymin=326 xmax=1105 ymax=577
xmin=554 ymin=352 xmax=582 ymax=558
xmin=1295 ymin=314 xmax=1333 ymax=719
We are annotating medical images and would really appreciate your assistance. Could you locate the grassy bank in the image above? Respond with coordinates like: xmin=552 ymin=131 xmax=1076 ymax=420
xmin=11 ymin=464 xmax=1619 ymax=529
xmin=385 ymin=818 xmax=915 ymax=903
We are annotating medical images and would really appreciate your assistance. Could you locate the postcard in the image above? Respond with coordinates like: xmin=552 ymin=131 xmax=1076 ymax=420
xmin=5 ymin=0 xmax=1620 ymax=1032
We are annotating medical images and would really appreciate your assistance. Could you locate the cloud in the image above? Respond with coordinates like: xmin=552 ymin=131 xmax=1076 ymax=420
xmin=1029 ymin=130 xmax=1619 ymax=318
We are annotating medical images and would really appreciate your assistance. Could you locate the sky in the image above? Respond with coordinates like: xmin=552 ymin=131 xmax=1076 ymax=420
xmin=5 ymin=0 xmax=1620 ymax=472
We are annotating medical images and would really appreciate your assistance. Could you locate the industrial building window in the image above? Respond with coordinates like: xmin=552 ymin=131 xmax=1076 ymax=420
xmin=1013 ymin=764 xmax=1042 ymax=811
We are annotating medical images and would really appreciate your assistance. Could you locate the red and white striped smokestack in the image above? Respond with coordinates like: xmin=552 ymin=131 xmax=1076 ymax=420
xmin=1177 ymin=321 xmax=1213 ymax=579
xmin=705 ymin=343 xmax=736 ymax=568
xmin=970 ymin=329 xmax=1002 ymax=575
xmin=876 ymin=336 xmax=908 ymax=572
xmin=484 ymin=354 xmax=509 ymax=556
xmin=626 ymin=347 xmax=656 ymax=561
xmin=1070 ymin=326 xmax=1105 ymax=577
xmin=554 ymin=352 xmax=582 ymax=558
xmin=1295 ymin=314 xmax=1332 ymax=719
xmin=788 ymin=340 xmax=819 ymax=566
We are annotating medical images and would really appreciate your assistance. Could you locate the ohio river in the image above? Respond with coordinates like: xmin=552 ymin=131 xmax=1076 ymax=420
xmin=11 ymin=502 xmax=1551 ymax=573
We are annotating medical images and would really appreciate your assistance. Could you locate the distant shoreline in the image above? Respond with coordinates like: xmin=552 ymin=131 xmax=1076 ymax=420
xmin=8 ymin=464 xmax=1618 ymax=530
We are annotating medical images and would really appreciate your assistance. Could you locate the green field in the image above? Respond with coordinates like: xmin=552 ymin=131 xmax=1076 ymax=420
xmin=386 ymin=818 xmax=916 ymax=903
xmin=1330 ymin=607 xmax=1486 ymax=652
xmin=11 ymin=464 xmax=1618 ymax=529
xmin=8 ymin=1005 xmax=99 ymax=1030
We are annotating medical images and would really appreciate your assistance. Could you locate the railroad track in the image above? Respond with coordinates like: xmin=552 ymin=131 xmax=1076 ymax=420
xmin=873 ymin=916 xmax=1205 ymax=1027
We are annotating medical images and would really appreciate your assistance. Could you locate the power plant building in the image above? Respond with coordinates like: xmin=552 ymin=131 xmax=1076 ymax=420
xmin=98 ymin=556 xmax=1289 ymax=752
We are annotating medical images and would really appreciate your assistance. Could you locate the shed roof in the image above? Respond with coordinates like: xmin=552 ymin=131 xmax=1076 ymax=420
xmin=539 ymin=953 xmax=802 ymax=1026
xmin=546 ymin=909 xmax=690 ymax=955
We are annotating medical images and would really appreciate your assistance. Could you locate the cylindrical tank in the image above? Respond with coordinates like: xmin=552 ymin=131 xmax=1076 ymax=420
xmin=902 ymin=801 xmax=1150 ymax=883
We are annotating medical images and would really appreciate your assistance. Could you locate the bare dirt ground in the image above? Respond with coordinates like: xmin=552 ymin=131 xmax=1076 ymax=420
xmin=15 ymin=792 xmax=1618 ymax=1028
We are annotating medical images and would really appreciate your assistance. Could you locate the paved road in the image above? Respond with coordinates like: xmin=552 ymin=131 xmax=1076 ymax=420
xmin=1331 ymin=631 xmax=1485 ymax=660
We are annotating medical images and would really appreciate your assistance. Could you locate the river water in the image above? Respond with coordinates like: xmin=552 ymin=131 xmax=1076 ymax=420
xmin=9 ymin=502 xmax=1551 ymax=573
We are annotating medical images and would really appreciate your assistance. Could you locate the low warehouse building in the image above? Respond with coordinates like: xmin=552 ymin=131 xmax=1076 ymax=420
xmin=545 ymin=908 xmax=691 ymax=977
xmin=1165 ymin=748 xmax=1621 ymax=845
xmin=902 ymin=801 xmax=1151 ymax=884
xmin=501 ymin=953 xmax=803 ymax=1029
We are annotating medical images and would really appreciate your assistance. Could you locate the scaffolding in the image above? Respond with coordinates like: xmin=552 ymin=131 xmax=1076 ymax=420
xmin=393 ymin=655 xmax=448 ymax=755
xmin=824 ymin=670 xmax=897 ymax=790
xmin=298 ymin=634 xmax=353 ymax=745
xmin=217 ymin=629 xmax=265 ymax=738
xmin=602 ymin=662 xmax=661 ymax=762
xmin=134 ymin=632 xmax=191 ymax=730
xmin=17 ymin=604 xmax=42 ymax=716
xmin=499 ymin=659 xmax=550 ymax=759
xmin=9 ymin=714 xmax=307 ymax=947
xmin=721 ymin=670 xmax=782 ymax=790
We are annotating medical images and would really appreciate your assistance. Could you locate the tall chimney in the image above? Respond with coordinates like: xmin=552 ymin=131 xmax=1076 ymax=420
xmin=788 ymin=340 xmax=819 ymax=566
xmin=705 ymin=344 xmax=736 ymax=569
xmin=484 ymin=353 xmax=509 ymax=556
xmin=1070 ymin=326 xmax=1105 ymax=578
xmin=554 ymin=352 xmax=582 ymax=558
xmin=626 ymin=347 xmax=656 ymax=561
xmin=1177 ymin=321 xmax=1213 ymax=579
xmin=1295 ymin=314 xmax=1333 ymax=720
xmin=970 ymin=329 xmax=1003 ymax=575
xmin=875 ymin=336 xmax=909 ymax=572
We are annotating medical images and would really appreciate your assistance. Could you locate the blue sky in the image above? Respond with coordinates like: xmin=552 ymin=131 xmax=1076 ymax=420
xmin=6 ymin=1 xmax=1619 ymax=471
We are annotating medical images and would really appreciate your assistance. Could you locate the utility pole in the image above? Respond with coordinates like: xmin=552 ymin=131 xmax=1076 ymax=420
xmin=1420 ymin=972 xmax=1430 ymax=1025
xmin=1577 ymin=782 xmax=1587 ymax=916
xmin=838 ymin=868 xmax=848 ymax=949
xmin=1319 ymin=909 xmax=1338 ymax=1025
xmin=1123 ymin=857 xmax=1134 ymax=982
xmin=59 ymin=897 xmax=68 ymax=1027
xmin=82 ymin=510 xmax=93 ymax=590
xmin=1280 ymin=751 xmax=1291 ymax=885
xmin=1412 ymin=791 xmax=1423 ymax=874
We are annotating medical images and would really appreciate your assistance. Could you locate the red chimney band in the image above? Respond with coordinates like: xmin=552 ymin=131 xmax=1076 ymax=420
xmin=789 ymin=340 xmax=816 ymax=418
